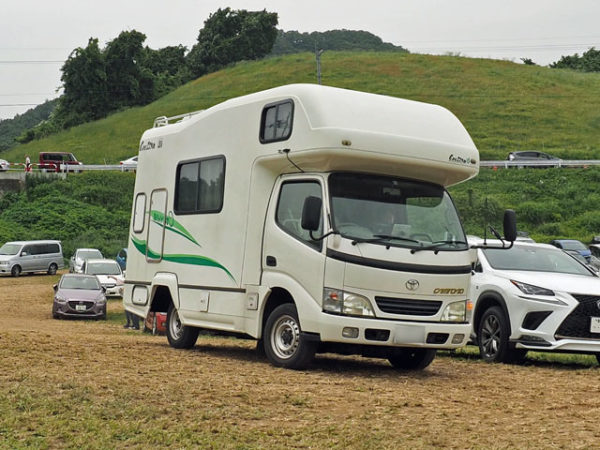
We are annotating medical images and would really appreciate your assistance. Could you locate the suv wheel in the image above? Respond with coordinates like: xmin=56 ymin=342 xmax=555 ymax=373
xmin=478 ymin=306 xmax=525 ymax=363
xmin=11 ymin=265 xmax=21 ymax=277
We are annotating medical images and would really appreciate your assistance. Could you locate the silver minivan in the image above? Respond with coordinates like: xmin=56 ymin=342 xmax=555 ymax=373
xmin=0 ymin=240 xmax=64 ymax=277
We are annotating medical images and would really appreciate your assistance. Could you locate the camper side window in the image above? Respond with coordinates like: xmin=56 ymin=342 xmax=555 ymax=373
xmin=260 ymin=100 xmax=293 ymax=143
xmin=276 ymin=181 xmax=323 ymax=250
xmin=175 ymin=156 xmax=225 ymax=214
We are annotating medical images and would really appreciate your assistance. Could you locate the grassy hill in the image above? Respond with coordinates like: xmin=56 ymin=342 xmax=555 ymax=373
xmin=2 ymin=51 xmax=600 ymax=165
xmin=1 ymin=52 xmax=600 ymax=249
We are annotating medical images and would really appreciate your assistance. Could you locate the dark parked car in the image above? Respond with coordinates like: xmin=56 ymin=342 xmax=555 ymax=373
xmin=550 ymin=239 xmax=592 ymax=262
xmin=52 ymin=274 xmax=107 ymax=319
xmin=507 ymin=151 xmax=561 ymax=167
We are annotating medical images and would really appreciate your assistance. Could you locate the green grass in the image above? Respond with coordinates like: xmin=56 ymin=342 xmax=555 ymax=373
xmin=1 ymin=52 xmax=600 ymax=164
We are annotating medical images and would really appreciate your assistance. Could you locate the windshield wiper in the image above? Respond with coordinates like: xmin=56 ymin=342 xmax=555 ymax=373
xmin=410 ymin=240 xmax=468 ymax=254
xmin=351 ymin=235 xmax=419 ymax=248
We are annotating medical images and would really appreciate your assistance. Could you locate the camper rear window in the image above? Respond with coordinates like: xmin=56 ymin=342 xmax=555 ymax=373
xmin=175 ymin=156 xmax=225 ymax=214
xmin=260 ymin=99 xmax=294 ymax=143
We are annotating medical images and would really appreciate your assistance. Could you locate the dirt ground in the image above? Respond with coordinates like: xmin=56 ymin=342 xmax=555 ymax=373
xmin=1 ymin=273 xmax=600 ymax=449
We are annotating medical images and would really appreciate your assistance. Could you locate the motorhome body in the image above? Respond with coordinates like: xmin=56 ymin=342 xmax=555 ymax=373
xmin=124 ymin=84 xmax=480 ymax=370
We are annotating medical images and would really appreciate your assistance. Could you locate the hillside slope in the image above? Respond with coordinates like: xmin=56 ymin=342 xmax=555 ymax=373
xmin=2 ymin=52 xmax=600 ymax=165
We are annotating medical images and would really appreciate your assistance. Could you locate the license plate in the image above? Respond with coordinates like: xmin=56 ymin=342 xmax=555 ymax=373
xmin=590 ymin=317 xmax=600 ymax=333
xmin=76 ymin=304 xmax=87 ymax=312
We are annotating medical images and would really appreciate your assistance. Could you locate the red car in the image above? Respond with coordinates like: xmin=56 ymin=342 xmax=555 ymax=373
xmin=39 ymin=152 xmax=83 ymax=173
xmin=144 ymin=311 xmax=167 ymax=335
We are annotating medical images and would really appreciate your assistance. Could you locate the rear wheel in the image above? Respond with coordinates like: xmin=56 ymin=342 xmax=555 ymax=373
xmin=264 ymin=303 xmax=316 ymax=369
xmin=166 ymin=303 xmax=199 ymax=349
xmin=48 ymin=263 xmax=58 ymax=275
xmin=388 ymin=348 xmax=437 ymax=370
xmin=11 ymin=265 xmax=21 ymax=277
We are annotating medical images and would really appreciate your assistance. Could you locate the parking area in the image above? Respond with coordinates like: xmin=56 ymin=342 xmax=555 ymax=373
xmin=1 ymin=273 xmax=600 ymax=448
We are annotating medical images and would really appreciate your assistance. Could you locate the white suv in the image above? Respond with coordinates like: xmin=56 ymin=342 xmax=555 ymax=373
xmin=470 ymin=240 xmax=600 ymax=364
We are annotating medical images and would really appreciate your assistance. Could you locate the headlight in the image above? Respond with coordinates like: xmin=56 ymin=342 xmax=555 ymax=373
xmin=511 ymin=280 xmax=554 ymax=296
xmin=55 ymin=295 xmax=67 ymax=303
xmin=440 ymin=300 xmax=469 ymax=322
xmin=323 ymin=288 xmax=375 ymax=317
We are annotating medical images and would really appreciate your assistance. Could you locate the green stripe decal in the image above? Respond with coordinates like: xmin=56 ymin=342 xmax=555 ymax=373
xmin=131 ymin=236 xmax=235 ymax=282
xmin=150 ymin=210 xmax=200 ymax=247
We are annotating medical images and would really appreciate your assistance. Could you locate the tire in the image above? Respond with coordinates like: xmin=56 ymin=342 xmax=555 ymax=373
xmin=11 ymin=265 xmax=21 ymax=277
xmin=388 ymin=348 xmax=437 ymax=370
xmin=478 ymin=306 xmax=523 ymax=363
xmin=166 ymin=303 xmax=199 ymax=349
xmin=47 ymin=263 xmax=58 ymax=275
xmin=263 ymin=303 xmax=316 ymax=369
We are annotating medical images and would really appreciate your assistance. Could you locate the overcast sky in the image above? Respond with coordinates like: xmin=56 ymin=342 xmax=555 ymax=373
xmin=1 ymin=0 xmax=599 ymax=120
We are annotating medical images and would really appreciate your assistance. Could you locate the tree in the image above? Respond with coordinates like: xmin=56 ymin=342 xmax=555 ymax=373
xmin=186 ymin=8 xmax=278 ymax=77
xmin=56 ymin=38 xmax=109 ymax=127
xmin=520 ymin=58 xmax=536 ymax=66
xmin=105 ymin=30 xmax=154 ymax=109
xmin=550 ymin=47 xmax=600 ymax=72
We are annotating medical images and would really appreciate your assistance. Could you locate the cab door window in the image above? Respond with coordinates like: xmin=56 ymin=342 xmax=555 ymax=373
xmin=276 ymin=181 xmax=323 ymax=249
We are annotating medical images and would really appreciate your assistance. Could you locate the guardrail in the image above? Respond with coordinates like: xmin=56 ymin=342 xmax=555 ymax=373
xmin=480 ymin=160 xmax=600 ymax=168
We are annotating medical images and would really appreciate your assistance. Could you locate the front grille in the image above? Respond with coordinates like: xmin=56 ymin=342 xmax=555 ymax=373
xmin=67 ymin=300 xmax=95 ymax=311
xmin=555 ymin=294 xmax=600 ymax=340
xmin=374 ymin=296 xmax=442 ymax=316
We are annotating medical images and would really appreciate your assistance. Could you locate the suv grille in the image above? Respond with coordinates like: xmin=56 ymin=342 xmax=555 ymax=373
xmin=374 ymin=297 xmax=442 ymax=316
xmin=555 ymin=294 xmax=600 ymax=340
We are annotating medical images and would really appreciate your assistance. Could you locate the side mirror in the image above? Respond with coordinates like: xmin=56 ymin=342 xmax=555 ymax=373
xmin=20 ymin=252 xmax=28 ymax=257
xmin=53 ymin=284 xmax=58 ymax=292
xmin=301 ymin=196 xmax=322 ymax=232
xmin=503 ymin=209 xmax=517 ymax=242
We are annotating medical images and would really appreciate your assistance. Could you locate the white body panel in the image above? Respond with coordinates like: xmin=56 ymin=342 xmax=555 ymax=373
xmin=124 ymin=84 xmax=479 ymax=352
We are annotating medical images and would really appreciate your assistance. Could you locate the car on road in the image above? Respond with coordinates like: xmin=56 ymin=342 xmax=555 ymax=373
xmin=82 ymin=258 xmax=124 ymax=297
xmin=506 ymin=151 xmax=561 ymax=167
xmin=550 ymin=239 xmax=591 ymax=262
xmin=69 ymin=248 xmax=104 ymax=273
xmin=52 ymin=274 xmax=107 ymax=320
xmin=0 ymin=159 xmax=9 ymax=171
xmin=470 ymin=239 xmax=600 ymax=364
xmin=39 ymin=152 xmax=83 ymax=173
xmin=119 ymin=155 xmax=138 ymax=172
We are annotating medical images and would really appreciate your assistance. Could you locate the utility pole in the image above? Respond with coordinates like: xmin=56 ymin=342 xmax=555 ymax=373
xmin=315 ymin=49 xmax=324 ymax=85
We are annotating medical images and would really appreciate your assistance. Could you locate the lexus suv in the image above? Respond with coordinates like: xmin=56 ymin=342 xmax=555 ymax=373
xmin=470 ymin=239 xmax=600 ymax=364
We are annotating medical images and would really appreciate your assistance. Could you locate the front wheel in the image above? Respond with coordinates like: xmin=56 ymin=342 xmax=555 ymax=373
xmin=11 ymin=265 xmax=21 ymax=277
xmin=388 ymin=348 xmax=437 ymax=370
xmin=478 ymin=306 xmax=523 ymax=363
xmin=48 ymin=263 xmax=58 ymax=275
xmin=166 ymin=303 xmax=199 ymax=349
xmin=264 ymin=303 xmax=316 ymax=369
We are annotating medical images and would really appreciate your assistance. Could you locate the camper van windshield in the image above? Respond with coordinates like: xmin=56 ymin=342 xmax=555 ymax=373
xmin=328 ymin=173 xmax=467 ymax=251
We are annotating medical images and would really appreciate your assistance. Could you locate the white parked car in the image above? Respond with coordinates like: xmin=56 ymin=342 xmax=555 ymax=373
xmin=470 ymin=240 xmax=600 ymax=364
xmin=82 ymin=258 xmax=124 ymax=297
xmin=0 ymin=159 xmax=9 ymax=171
xmin=69 ymin=248 xmax=103 ymax=273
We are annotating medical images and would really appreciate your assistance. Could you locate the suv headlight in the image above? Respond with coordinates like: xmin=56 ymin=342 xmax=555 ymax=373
xmin=323 ymin=288 xmax=375 ymax=317
xmin=440 ymin=300 xmax=470 ymax=322
xmin=511 ymin=280 xmax=554 ymax=296
xmin=55 ymin=294 xmax=67 ymax=303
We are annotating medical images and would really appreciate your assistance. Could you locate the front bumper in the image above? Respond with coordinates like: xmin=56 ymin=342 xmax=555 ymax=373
xmin=316 ymin=312 xmax=470 ymax=349
xmin=102 ymin=285 xmax=124 ymax=297
xmin=53 ymin=302 xmax=106 ymax=319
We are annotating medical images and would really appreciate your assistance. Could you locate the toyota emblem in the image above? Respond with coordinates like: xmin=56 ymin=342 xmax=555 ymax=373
xmin=406 ymin=279 xmax=419 ymax=291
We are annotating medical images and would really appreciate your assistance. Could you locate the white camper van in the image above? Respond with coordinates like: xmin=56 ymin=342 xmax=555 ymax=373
xmin=124 ymin=84 xmax=511 ymax=370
